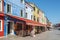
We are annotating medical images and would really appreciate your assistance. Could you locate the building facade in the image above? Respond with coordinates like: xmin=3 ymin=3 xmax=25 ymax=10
xmin=46 ymin=17 xmax=52 ymax=30
xmin=24 ymin=2 xmax=34 ymax=36
xmin=39 ymin=10 xmax=46 ymax=32
xmin=29 ymin=3 xmax=39 ymax=22
xmin=25 ymin=2 xmax=33 ymax=20
xmin=4 ymin=0 xmax=25 ymax=17
xmin=0 ymin=0 xmax=49 ymax=37
xmin=0 ymin=0 xmax=4 ymax=37
xmin=0 ymin=0 xmax=26 ymax=37
xmin=29 ymin=3 xmax=46 ymax=34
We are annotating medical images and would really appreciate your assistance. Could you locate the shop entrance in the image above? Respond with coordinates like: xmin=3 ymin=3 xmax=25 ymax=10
xmin=7 ymin=22 xmax=14 ymax=35
xmin=40 ymin=26 xmax=45 ymax=32
xmin=25 ymin=25 xmax=32 ymax=36
xmin=15 ymin=23 xmax=23 ymax=36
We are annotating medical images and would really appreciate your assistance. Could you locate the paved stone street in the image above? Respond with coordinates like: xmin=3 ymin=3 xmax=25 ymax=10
xmin=0 ymin=29 xmax=60 ymax=40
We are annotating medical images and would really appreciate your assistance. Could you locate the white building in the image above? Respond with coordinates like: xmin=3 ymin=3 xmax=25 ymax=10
xmin=25 ymin=2 xmax=34 ymax=20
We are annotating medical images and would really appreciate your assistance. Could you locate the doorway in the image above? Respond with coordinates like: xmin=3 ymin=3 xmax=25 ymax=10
xmin=7 ymin=21 xmax=14 ymax=35
xmin=40 ymin=27 xmax=45 ymax=32
xmin=15 ymin=23 xmax=23 ymax=36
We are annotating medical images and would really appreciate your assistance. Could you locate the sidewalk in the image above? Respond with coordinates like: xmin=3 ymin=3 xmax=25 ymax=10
xmin=0 ymin=30 xmax=60 ymax=40
xmin=0 ymin=31 xmax=49 ymax=40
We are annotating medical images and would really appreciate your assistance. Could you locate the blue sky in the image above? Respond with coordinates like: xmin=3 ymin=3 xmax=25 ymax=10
xmin=26 ymin=0 xmax=60 ymax=24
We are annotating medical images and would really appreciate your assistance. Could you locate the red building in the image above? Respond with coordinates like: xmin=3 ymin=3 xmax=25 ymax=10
xmin=0 ymin=0 xmax=4 ymax=37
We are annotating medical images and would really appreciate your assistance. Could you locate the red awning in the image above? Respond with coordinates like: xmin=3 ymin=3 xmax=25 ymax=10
xmin=0 ymin=13 xmax=4 ymax=17
xmin=6 ymin=14 xmax=46 ymax=27
xmin=24 ymin=19 xmax=47 ymax=27
xmin=6 ymin=14 xmax=25 ymax=21
xmin=24 ymin=19 xmax=42 ymax=26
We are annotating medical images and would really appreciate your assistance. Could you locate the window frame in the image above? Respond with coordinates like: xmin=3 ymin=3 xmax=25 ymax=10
xmin=25 ymin=13 xmax=27 ymax=18
xmin=21 ymin=0 xmax=24 ymax=3
xmin=31 ymin=15 xmax=32 ymax=20
xmin=34 ymin=16 xmax=36 ymax=21
xmin=20 ymin=10 xmax=23 ymax=17
xmin=6 ymin=4 xmax=12 ymax=14
xmin=0 ymin=20 xmax=2 ymax=31
xmin=37 ymin=17 xmax=39 ymax=22
xmin=0 ymin=0 xmax=2 ymax=12
xmin=38 ymin=10 xmax=39 ymax=14
xmin=33 ymin=7 xmax=35 ymax=11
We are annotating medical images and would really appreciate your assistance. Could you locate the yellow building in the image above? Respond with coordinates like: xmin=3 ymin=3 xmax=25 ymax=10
xmin=29 ymin=3 xmax=39 ymax=22
xmin=29 ymin=3 xmax=47 ymax=24
xmin=29 ymin=3 xmax=47 ymax=25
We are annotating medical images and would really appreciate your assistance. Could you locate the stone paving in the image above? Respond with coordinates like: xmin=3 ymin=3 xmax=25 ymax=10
xmin=0 ymin=29 xmax=60 ymax=40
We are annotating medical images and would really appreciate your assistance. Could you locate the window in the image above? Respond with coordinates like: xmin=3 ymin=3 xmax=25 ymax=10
xmin=38 ymin=10 xmax=39 ymax=14
xmin=42 ymin=18 xmax=45 ymax=22
xmin=33 ymin=7 xmax=35 ymax=11
xmin=0 ymin=1 xmax=2 ymax=12
xmin=21 ymin=10 xmax=23 ymax=17
xmin=21 ymin=0 xmax=23 ymax=3
xmin=34 ymin=16 xmax=35 ymax=21
xmin=17 ymin=23 xmax=22 ymax=30
xmin=25 ymin=13 xmax=27 ymax=18
xmin=0 ymin=20 xmax=2 ymax=31
xmin=7 ymin=4 xmax=11 ymax=13
xmin=37 ymin=17 xmax=39 ymax=22
xmin=31 ymin=15 xmax=32 ymax=20
xmin=25 ymin=25 xmax=29 ymax=30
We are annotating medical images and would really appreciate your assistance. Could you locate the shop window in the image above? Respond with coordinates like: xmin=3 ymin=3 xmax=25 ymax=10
xmin=26 ymin=26 xmax=29 ymax=30
xmin=17 ymin=23 xmax=22 ymax=30
xmin=0 ymin=1 xmax=2 ymax=12
xmin=25 ymin=25 xmax=29 ymax=30
xmin=7 ymin=4 xmax=12 ymax=13
xmin=0 ymin=20 xmax=2 ymax=31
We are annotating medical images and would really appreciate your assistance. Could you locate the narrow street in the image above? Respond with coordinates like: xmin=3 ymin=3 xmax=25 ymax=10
xmin=0 ymin=29 xmax=60 ymax=40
